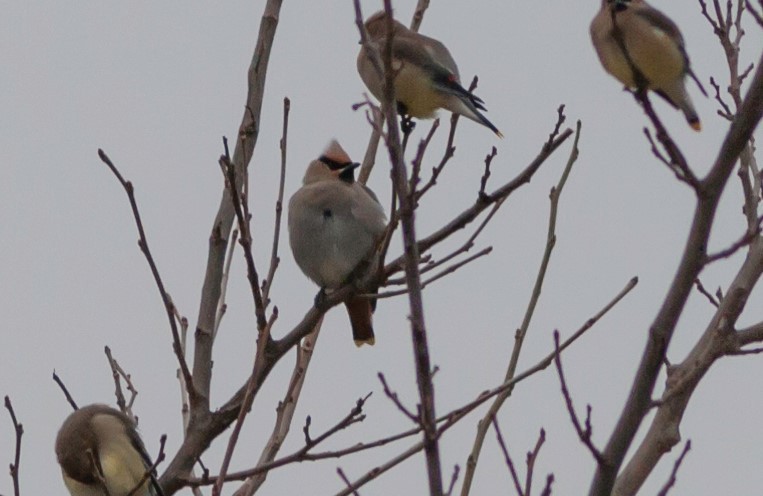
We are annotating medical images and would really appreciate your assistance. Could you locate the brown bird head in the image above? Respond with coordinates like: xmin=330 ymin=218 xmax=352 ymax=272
xmin=303 ymin=140 xmax=360 ymax=185
xmin=364 ymin=10 xmax=407 ymax=40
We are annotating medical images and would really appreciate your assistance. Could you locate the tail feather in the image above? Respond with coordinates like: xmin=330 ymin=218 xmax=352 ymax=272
xmin=433 ymin=77 xmax=502 ymax=136
xmin=448 ymin=96 xmax=503 ymax=137
xmin=345 ymin=296 xmax=375 ymax=347
xmin=654 ymin=86 xmax=701 ymax=132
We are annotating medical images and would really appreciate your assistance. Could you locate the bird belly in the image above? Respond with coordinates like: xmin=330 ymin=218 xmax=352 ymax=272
xmin=63 ymin=474 xmax=107 ymax=496
xmin=292 ymin=215 xmax=372 ymax=289
xmin=598 ymin=40 xmax=638 ymax=87
xmin=394 ymin=64 xmax=444 ymax=118
xmin=100 ymin=442 xmax=150 ymax=496
xmin=626 ymin=29 xmax=685 ymax=90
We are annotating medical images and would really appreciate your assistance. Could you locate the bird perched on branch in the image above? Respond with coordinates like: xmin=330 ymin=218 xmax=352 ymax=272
xmin=55 ymin=404 xmax=161 ymax=496
xmin=590 ymin=0 xmax=706 ymax=130
xmin=288 ymin=140 xmax=387 ymax=346
xmin=357 ymin=10 xmax=502 ymax=137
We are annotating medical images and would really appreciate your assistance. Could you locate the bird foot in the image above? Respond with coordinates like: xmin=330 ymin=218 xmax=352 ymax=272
xmin=314 ymin=288 xmax=328 ymax=308
xmin=400 ymin=115 xmax=416 ymax=134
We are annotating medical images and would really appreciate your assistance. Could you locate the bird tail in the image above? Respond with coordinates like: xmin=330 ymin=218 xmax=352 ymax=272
xmin=345 ymin=295 xmax=375 ymax=346
xmin=655 ymin=85 xmax=701 ymax=132
xmin=436 ymin=79 xmax=503 ymax=137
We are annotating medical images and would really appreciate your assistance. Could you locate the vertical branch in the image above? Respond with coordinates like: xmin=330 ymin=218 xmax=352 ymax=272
xmin=4 ymin=397 xmax=22 ymax=496
xmin=380 ymin=0 xmax=443 ymax=493
xmin=353 ymin=0 xmax=443 ymax=492
xmin=262 ymin=97 xmax=291 ymax=306
xmin=160 ymin=2 xmax=284 ymax=492
xmin=461 ymin=117 xmax=580 ymax=496
xmin=212 ymin=311 xmax=278 ymax=496
xmin=232 ymin=318 xmax=323 ymax=496
xmin=220 ymin=147 xmax=267 ymax=331
xmin=191 ymin=0 xmax=283 ymax=405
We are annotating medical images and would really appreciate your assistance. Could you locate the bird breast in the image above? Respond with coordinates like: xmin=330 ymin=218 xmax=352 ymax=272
xmin=289 ymin=183 xmax=379 ymax=289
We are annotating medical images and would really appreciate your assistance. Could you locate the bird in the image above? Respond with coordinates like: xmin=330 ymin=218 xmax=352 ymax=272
xmin=357 ymin=10 xmax=502 ymax=137
xmin=590 ymin=0 xmax=706 ymax=130
xmin=288 ymin=140 xmax=387 ymax=346
xmin=55 ymin=404 xmax=161 ymax=496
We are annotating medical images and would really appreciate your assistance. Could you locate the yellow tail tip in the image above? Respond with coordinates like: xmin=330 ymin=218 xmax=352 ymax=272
xmin=690 ymin=121 xmax=701 ymax=132
xmin=354 ymin=337 xmax=376 ymax=347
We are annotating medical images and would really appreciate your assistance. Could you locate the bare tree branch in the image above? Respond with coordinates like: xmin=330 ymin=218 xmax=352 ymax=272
xmin=232 ymin=318 xmax=323 ymax=496
xmin=336 ymin=467 xmax=360 ymax=496
xmin=4 ymin=397 xmax=22 ymax=496
xmin=491 ymin=417 xmax=525 ymax=496
xmin=52 ymin=371 xmax=78 ymax=411
xmin=159 ymin=3 xmax=284 ymax=492
xmin=212 ymin=310 xmax=278 ymax=496
xmin=261 ymin=97 xmax=291 ymax=308
xmin=655 ymin=441 xmax=691 ymax=496
xmin=353 ymin=1 xmax=444 ymax=492
xmin=104 ymin=346 xmax=138 ymax=419
xmin=553 ymin=332 xmax=607 ymax=465
xmin=460 ymin=118 xmax=580 ymax=495
xmin=333 ymin=276 xmax=636 ymax=495
xmin=97 ymin=149 xmax=194 ymax=399
xmin=591 ymin=49 xmax=763 ymax=496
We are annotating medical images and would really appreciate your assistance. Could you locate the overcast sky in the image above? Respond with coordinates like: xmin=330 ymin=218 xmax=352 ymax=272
xmin=1 ymin=1 xmax=762 ymax=495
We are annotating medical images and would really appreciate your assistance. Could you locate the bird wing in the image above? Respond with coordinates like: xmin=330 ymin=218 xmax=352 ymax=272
xmin=391 ymin=36 xmax=487 ymax=111
xmin=635 ymin=7 xmax=706 ymax=95
xmin=634 ymin=8 xmax=685 ymax=47
xmin=352 ymin=185 xmax=387 ymax=238
xmin=124 ymin=427 xmax=162 ymax=496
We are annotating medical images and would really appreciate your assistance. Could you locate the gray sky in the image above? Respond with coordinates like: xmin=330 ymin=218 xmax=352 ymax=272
xmin=1 ymin=1 xmax=762 ymax=495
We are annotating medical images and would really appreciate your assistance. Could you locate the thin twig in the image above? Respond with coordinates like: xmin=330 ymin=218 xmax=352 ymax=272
xmin=655 ymin=440 xmax=691 ymax=496
xmin=460 ymin=118 xmax=580 ymax=496
xmin=553 ymin=332 xmax=607 ymax=466
xmin=370 ymin=247 xmax=492 ymax=299
xmin=524 ymin=428 xmax=546 ymax=496
xmin=262 ymin=97 xmax=291 ymax=306
xmin=212 ymin=310 xmax=277 ymax=496
xmin=220 ymin=145 xmax=268 ymax=332
xmin=337 ymin=468 xmax=360 ymax=496
xmin=336 ymin=277 xmax=637 ymax=496
xmin=4 ymin=396 xmax=22 ymax=496
xmin=379 ymin=373 xmax=419 ymax=422
xmin=491 ymin=416 xmax=525 ymax=496
xmin=126 ymin=435 xmax=167 ymax=496
xmin=97 ymin=149 xmax=195 ymax=399
xmin=705 ymin=216 xmax=763 ymax=262
xmin=232 ymin=318 xmax=323 ymax=496
xmin=214 ymin=229 xmax=238 ymax=339
xmin=52 ymin=371 xmax=78 ymax=410
xmin=694 ymin=278 xmax=720 ymax=307
xmin=445 ymin=465 xmax=460 ymax=496
xmin=539 ymin=474 xmax=554 ymax=496
xmin=747 ymin=0 xmax=763 ymax=26
xmin=104 ymin=346 xmax=139 ymax=419
xmin=190 ymin=392 xmax=370 ymax=488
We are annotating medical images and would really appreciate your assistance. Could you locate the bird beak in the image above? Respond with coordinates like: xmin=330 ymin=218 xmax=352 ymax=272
xmin=338 ymin=162 xmax=361 ymax=183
